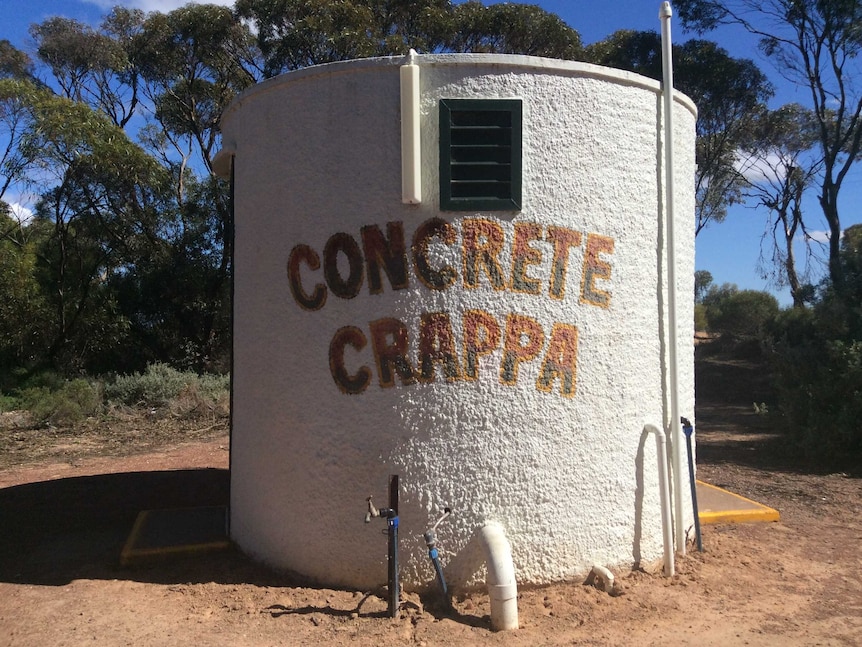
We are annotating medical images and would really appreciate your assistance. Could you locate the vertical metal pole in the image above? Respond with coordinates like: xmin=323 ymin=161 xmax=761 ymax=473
xmin=387 ymin=475 xmax=399 ymax=618
xmin=683 ymin=421 xmax=703 ymax=552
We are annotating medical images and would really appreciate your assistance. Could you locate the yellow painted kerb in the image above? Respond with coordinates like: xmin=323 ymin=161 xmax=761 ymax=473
xmin=696 ymin=480 xmax=781 ymax=525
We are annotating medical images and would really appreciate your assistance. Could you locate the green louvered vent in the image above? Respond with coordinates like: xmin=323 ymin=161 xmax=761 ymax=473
xmin=439 ymin=99 xmax=522 ymax=211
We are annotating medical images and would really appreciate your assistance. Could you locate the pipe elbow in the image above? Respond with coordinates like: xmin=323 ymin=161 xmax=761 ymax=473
xmin=643 ymin=422 xmax=666 ymax=441
xmin=589 ymin=565 xmax=615 ymax=593
xmin=477 ymin=523 xmax=519 ymax=631
xmin=644 ymin=423 xmax=675 ymax=577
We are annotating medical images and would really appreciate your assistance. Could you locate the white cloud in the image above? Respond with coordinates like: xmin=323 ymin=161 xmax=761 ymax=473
xmin=805 ymin=230 xmax=844 ymax=244
xmin=84 ymin=0 xmax=234 ymax=12
xmin=734 ymin=150 xmax=787 ymax=185
xmin=8 ymin=202 xmax=34 ymax=225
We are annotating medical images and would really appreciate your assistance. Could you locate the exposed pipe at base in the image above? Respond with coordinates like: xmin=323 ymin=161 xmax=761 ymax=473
xmin=589 ymin=565 xmax=615 ymax=593
xmin=477 ymin=523 xmax=519 ymax=631
xmin=644 ymin=423 xmax=675 ymax=576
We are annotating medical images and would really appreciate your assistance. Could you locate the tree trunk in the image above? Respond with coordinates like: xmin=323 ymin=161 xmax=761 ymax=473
xmin=821 ymin=180 xmax=844 ymax=290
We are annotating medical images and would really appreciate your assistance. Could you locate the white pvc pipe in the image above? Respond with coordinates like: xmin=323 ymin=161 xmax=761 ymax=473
xmin=477 ymin=523 xmax=519 ymax=631
xmin=590 ymin=565 xmax=615 ymax=593
xmin=659 ymin=1 xmax=686 ymax=558
xmin=400 ymin=49 xmax=421 ymax=204
xmin=644 ymin=424 xmax=675 ymax=577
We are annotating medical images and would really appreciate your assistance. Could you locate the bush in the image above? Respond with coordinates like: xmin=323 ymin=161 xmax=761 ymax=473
xmin=694 ymin=303 xmax=709 ymax=332
xmin=0 ymin=393 xmax=19 ymax=412
xmin=703 ymin=284 xmax=779 ymax=338
xmin=770 ymin=335 xmax=862 ymax=460
xmin=104 ymin=363 xmax=228 ymax=408
xmin=767 ymin=228 xmax=862 ymax=463
xmin=18 ymin=378 xmax=101 ymax=425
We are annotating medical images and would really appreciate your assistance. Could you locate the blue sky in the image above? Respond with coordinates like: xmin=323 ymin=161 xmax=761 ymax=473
xmin=3 ymin=0 xmax=861 ymax=305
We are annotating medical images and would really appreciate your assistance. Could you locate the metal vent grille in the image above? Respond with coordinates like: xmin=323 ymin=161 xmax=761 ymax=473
xmin=439 ymin=99 xmax=522 ymax=211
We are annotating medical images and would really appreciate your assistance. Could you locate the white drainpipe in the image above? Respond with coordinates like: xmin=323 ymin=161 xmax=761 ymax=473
xmin=400 ymin=49 xmax=421 ymax=204
xmin=477 ymin=523 xmax=519 ymax=631
xmin=660 ymin=0 xmax=686 ymax=558
xmin=644 ymin=423 xmax=675 ymax=577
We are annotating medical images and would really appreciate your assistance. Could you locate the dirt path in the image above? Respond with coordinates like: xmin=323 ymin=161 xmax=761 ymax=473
xmin=1 ymin=345 xmax=861 ymax=645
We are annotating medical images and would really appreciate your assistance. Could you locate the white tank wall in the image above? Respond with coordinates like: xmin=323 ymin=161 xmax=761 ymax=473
xmin=221 ymin=54 xmax=697 ymax=589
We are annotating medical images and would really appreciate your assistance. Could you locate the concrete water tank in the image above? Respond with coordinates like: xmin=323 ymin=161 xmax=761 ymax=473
xmin=217 ymin=53 xmax=697 ymax=589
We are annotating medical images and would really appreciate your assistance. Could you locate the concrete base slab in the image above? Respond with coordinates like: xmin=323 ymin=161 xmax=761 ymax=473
xmin=696 ymin=480 xmax=780 ymax=524
xmin=121 ymin=505 xmax=229 ymax=566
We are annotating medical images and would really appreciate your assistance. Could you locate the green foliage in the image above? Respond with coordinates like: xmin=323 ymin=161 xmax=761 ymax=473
xmin=767 ymin=226 xmax=862 ymax=461
xmin=0 ymin=209 xmax=48 ymax=377
xmin=0 ymin=40 xmax=35 ymax=80
xmin=237 ymin=0 xmax=581 ymax=77
xmin=18 ymin=378 xmax=101 ymax=425
xmin=448 ymin=1 xmax=582 ymax=58
xmin=104 ymin=363 xmax=228 ymax=407
xmin=0 ymin=392 xmax=19 ymax=412
xmin=701 ymin=283 xmax=779 ymax=338
xmin=694 ymin=303 xmax=709 ymax=331
xmin=694 ymin=270 xmax=713 ymax=303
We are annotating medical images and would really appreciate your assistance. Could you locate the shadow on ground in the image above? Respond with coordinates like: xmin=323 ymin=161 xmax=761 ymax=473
xmin=0 ymin=468 xmax=286 ymax=587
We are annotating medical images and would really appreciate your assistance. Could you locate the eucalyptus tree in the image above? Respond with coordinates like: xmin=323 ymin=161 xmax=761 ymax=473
xmin=236 ymin=0 xmax=582 ymax=77
xmin=736 ymin=104 xmax=821 ymax=307
xmin=674 ymin=0 xmax=862 ymax=287
xmin=0 ymin=42 xmax=38 ymax=203
xmin=30 ymin=8 xmax=144 ymax=129
xmin=446 ymin=1 xmax=582 ymax=58
xmin=0 ymin=204 xmax=48 ymax=380
xmin=2 ymin=80 xmax=172 ymax=372
xmin=21 ymin=5 xmax=261 ymax=372
xmin=133 ymin=3 xmax=259 ymax=176
xmin=585 ymin=30 xmax=774 ymax=236
xmin=121 ymin=4 xmax=261 ymax=370
xmin=235 ymin=0 xmax=453 ymax=76
xmin=0 ymin=39 xmax=35 ymax=82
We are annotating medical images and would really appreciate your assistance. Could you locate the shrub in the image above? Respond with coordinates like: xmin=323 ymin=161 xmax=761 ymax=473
xmin=104 ymin=363 xmax=228 ymax=408
xmin=105 ymin=363 xmax=193 ymax=406
xmin=694 ymin=303 xmax=709 ymax=331
xmin=703 ymin=284 xmax=779 ymax=338
xmin=770 ymin=335 xmax=862 ymax=460
xmin=767 ymin=228 xmax=862 ymax=463
xmin=18 ymin=378 xmax=101 ymax=425
xmin=0 ymin=393 xmax=19 ymax=412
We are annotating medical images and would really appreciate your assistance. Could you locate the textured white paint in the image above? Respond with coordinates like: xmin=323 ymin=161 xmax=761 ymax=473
xmin=222 ymin=54 xmax=697 ymax=589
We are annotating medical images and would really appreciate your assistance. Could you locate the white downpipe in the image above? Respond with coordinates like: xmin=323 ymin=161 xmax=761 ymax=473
xmin=644 ymin=424 xmax=675 ymax=576
xmin=659 ymin=1 xmax=686 ymax=558
xmin=400 ymin=49 xmax=421 ymax=204
xmin=477 ymin=523 xmax=519 ymax=631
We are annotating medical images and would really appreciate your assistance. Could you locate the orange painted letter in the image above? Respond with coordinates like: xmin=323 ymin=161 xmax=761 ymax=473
xmin=536 ymin=323 xmax=578 ymax=397
xmin=329 ymin=326 xmax=371 ymax=394
xmin=500 ymin=313 xmax=544 ymax=386
xmin=462 ymin=309 xmax=501 ymax=381
xmin=580 ymin=233 xmax=614 ymax=308
xmin=462 ymin=218 xmax=506 ymax=290
xmin=369 ymin=318 xmax=415 ymax=388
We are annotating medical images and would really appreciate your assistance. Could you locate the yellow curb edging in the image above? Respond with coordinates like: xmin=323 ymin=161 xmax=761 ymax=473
xmin=120 ymin=508 xmax=230 ymax=566
xmin=696 ymin=480 xmax=780 ymax=525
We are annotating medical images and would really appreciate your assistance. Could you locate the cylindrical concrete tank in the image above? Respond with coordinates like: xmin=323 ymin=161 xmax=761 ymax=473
xmin=219 ymin=53 xmax=696 ymax=589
